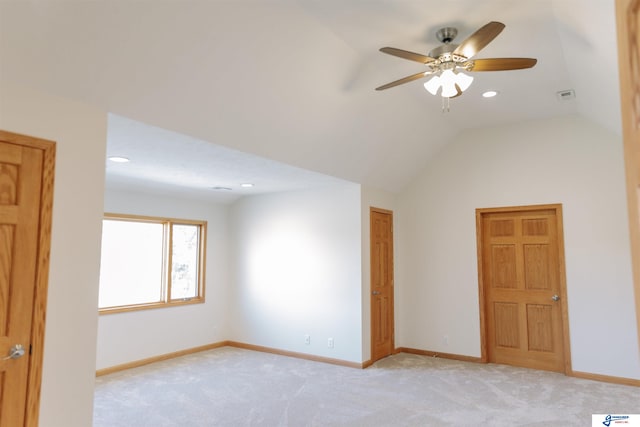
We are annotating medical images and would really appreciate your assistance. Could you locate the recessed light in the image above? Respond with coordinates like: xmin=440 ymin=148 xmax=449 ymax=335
xmin=240 ymin=183 xmax=254 ymax=188
xmin=482 ymin=90 xmax=498 ymax=98
xmin=108 ymin=156 xmax=130 ymax=163
xmin=211 ymin=186 xmax=232 ymax=191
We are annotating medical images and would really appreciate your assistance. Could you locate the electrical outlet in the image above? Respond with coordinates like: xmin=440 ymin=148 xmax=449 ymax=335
xmin=304 ymin=334 xmax=310 ymax=345
xmin=328 ymin=337 xmax=334 ymax=348
xmin=443 ymin=335 xmax=449 ymax=345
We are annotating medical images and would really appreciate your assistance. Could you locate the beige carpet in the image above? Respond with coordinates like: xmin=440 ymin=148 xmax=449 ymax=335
xmin=93 ymin=347 xmax=638 ymax=426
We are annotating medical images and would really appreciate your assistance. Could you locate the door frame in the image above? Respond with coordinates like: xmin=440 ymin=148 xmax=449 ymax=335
xmin=369 ymin=207 xmax=395 ymax=363
xmin=475 ymin=203 xmax=572 ymax=374
xmin=615 ymin=0 xmax=640 ymax=351
xmin=0 ymin=130 xmax=56 ymax=427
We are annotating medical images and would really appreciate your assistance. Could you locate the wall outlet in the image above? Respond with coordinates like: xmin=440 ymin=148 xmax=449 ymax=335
xmin=443 ymin=335 xmax=449 ymax=346
xmin=328 ymin=337 xmax=334 ymax=348
xmin=304 ymin=334 xmax=310 ymax=345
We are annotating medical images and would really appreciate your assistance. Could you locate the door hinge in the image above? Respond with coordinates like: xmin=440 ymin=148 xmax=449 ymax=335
xmin=29 ymin=344 xmax=32 ymax=355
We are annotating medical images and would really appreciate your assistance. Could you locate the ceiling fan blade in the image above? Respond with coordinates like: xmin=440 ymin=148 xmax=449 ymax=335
xmin=453 ymin=21 xmax=505 ymax=59
xmin=375 ymin=71 xmax=431 ymax=91
xmin=380 ymin=47 xmax=435 ymax=64
xmin=469 ymin=58 xmax=537 ymax=71
xmin=451 ymin=84 xmax=463 ymax=98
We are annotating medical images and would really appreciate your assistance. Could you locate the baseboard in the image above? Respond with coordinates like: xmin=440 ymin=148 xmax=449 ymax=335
xmin=396 ymin=347 xmax=484 ymax=363
xmin=96 ymin=342 xmax=640 ymax=387
xmin=570 ymin=370 xmax=640 ymax=387
xmin=96 ymin=341 xmax=231 ymax=377
xmin=226 ymin=341 xmax=365 ymax=369
xmin=397 ymin=348 xmax=640 ymax=386
xmin=97 ymin=343 xmax=482 ymax=376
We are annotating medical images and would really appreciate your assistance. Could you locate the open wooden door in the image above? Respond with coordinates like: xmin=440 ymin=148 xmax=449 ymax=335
xmin=616 ymin=0 xmax=640 ymax=349
xmin=0 ymin=130 xmax=55 ymax=427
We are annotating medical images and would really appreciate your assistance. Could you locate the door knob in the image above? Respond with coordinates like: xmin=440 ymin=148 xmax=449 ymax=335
xmin=372 ymin=290 xmax=381 ymax=295
xmin=3 ymin=344 xmax=25 ymax=361
xmin=551 ymin=294 xmax=560 ymax=302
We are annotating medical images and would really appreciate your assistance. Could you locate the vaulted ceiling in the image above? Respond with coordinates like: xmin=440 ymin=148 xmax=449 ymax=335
xmin=0 ymin=1 xmax=621 ymax=202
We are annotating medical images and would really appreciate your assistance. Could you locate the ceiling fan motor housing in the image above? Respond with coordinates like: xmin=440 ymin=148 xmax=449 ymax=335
xmin=429 ymin=27 xmax=460 ymax=58
xmin=429 ymin=43 xmax=460 ymax=58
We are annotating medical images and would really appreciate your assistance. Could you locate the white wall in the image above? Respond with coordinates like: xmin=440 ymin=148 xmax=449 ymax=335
xmin=96 ymin=189 xmax=230 ymax=369
xmin=396 ymin=114 xmax=640 ymax=379
xmin=360 ymin=186 xmax=397 ymax=361
xmin=2 ymin=82 xmax=633 ymax=427
xmin=0 ymin=82 xmax=107 ymax=427
xmin=230 ymin=183 xmax=363 ymax=362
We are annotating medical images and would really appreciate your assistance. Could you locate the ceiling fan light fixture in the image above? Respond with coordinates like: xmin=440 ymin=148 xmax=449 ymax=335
xmin=424 ymin=75 xmax=441 ymax=95
xmin=441 ymin=84 xmax=459 ymax=98
xmin=439 ymin=69 xmax=458 ymax=97
xmin=455 ymin=71 xmax=474 ymax=92
xmin=424 ymin=69 xmax=474 ymax=97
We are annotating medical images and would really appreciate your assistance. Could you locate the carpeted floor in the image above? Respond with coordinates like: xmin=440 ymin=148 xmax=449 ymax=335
xmin=93 ymin=347 xmax=638 ymax=426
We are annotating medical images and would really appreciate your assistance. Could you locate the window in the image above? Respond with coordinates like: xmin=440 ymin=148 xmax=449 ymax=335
xmin=98 ymin=213 xmax=206 ymax=313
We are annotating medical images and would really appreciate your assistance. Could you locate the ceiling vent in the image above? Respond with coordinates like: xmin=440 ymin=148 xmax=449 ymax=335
xmin=556 ymin=89 xmax=576 ymax=101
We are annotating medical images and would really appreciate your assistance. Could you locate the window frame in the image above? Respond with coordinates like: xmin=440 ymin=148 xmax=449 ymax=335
xmin=98 ymin=213 xmax=207 ymax=315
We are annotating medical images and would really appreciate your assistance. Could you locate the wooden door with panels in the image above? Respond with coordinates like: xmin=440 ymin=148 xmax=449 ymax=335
xmin=370 ymin=208 xmax=394 ymax=363
xmin=616 ymin=0 xmax=640 ymax=349
xmin=0 ymin=130 xmax=55 ymax=427
xmin=477 ymin=205 xmax=570 ymax=373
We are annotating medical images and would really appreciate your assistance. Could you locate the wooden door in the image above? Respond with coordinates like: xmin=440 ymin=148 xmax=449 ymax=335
xmin=0 ymin=130 xmax=55 ymax=427
xmin=477 ymin=205 xmax=570 ymax=373
xmin=616 ymin=0 xmax=640 ymax=349
xmin=370 ymin=208 xmax=394 ymax=362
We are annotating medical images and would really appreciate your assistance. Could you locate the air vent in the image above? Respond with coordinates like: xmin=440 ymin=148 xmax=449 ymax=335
xmin=556 ymin=89 xmax=575 ymax=101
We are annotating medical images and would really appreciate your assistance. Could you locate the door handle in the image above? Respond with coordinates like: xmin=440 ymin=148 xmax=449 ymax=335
xmin=551 ymin=294 xmax=560 ymax=302
xmin=372 ymin=290 xmax=381 ymax=295
xmin=3 ymin=344 xmax=25 ymax=361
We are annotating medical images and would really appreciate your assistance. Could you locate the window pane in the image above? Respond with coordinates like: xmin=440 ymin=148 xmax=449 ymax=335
xmin=99 ymin=220 xmax=164 ymax=308
xmin=170 ymin=224 xmax=200 ymax=300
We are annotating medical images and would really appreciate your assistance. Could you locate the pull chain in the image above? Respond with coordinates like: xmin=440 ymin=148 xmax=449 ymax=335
xmin=441 ymin=96 xmax=451 ymax=113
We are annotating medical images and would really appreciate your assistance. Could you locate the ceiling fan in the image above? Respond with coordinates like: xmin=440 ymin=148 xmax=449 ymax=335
xmin=375 ymin=21 xmax=537 ymax=99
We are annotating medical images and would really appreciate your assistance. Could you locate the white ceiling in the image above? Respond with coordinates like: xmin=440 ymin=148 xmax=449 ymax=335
xmin=106 ymin=113 xmax=348 ymax=203
xmin=0 ymin=1 xmax=621 ymax=202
